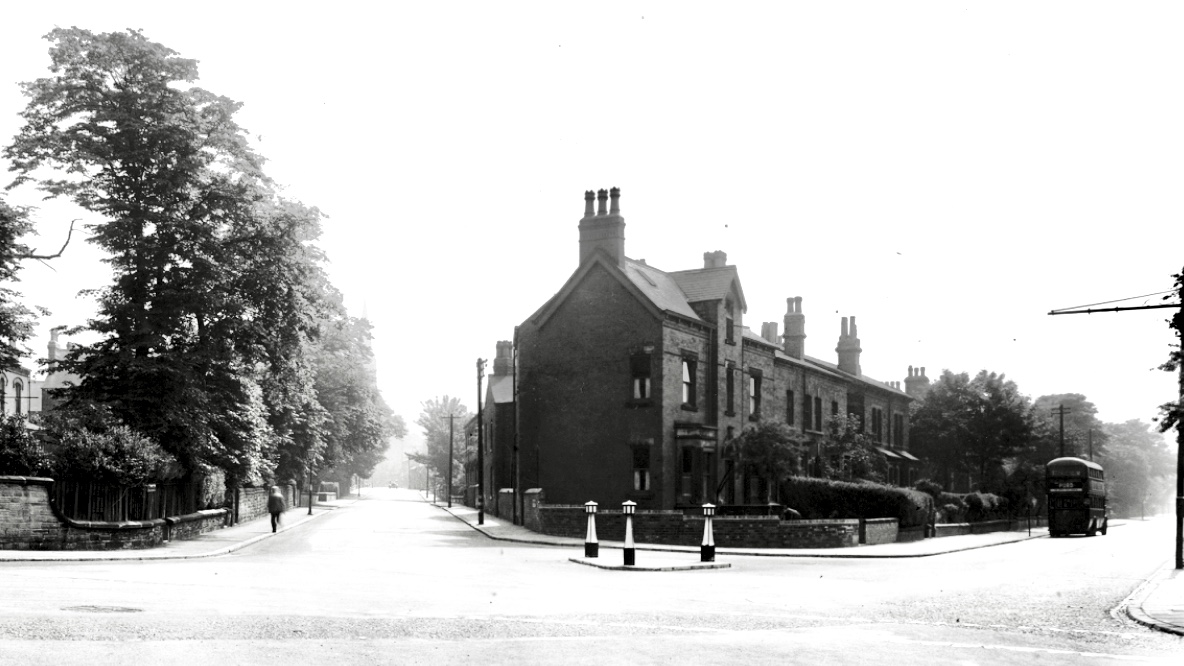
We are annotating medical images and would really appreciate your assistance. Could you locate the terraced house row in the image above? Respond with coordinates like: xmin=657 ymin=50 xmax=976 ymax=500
xmin=473 ymin=188 xmax=932 ymax=516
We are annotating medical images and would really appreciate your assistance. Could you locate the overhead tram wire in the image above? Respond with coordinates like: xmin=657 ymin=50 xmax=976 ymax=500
xmin=1048 ymin=278 xmax=1184 ymax=570
xmin=1048 ymin=289 xmax=1178 ymax=315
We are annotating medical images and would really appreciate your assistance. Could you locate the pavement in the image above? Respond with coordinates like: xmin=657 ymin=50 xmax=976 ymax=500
xmin=2 ymin=492 xmax=1180 ymax=637
xmin=0 ymin=498 xmax=354 ymax=562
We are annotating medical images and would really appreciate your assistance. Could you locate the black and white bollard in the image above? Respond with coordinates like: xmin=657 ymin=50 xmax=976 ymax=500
xmin=701 ymin=503 xmax=716 ymax=562
xmin=622 ymin=500 xmax=637 ymax=566
xmin=584 ymin=501 xmax=599 ymax=558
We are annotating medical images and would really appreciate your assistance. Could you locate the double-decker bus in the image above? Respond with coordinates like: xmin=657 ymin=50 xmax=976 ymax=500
xmin=1046 ymin=456 xmax=1108 ymax=537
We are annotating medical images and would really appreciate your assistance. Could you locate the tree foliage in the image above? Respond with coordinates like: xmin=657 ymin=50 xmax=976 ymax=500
xmin=0 ymin=415 xmax=52 ymax=475
xmin=4 ymin=28 xmax=402 ymax=489
xmin=1102 ymin=419 xmax=1175 ymax=517
xmin=732 ymin=420 xmax=805 ymax=503
xmin=0 ymin=200 xmax=43 ymax=370
xmin=818 ymin=413 xmax=887 ymax=483
xmin=910 ymin=370 xmax=1035 ymax=492
xmin=410 ymin=396 xmax=469 ymax=493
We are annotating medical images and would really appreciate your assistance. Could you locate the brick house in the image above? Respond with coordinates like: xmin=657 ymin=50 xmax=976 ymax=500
xmin=487 ymin=188 xmax=924 ymax=513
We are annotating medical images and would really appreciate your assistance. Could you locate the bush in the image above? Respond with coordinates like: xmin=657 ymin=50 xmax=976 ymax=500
xmin=781 ymin=476 xmax=933 ymax=528
xmin=53 ymin=425 xmax=178 ymax=485
xmin=0 ymin=415 xmax=52 ymax=476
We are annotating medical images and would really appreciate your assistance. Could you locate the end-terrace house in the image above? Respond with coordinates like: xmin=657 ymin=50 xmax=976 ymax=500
xmin=501 ymin=188 xmax=924 ymax=512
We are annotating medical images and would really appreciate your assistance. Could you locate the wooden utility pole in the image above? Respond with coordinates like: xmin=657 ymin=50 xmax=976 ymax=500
xmin=442 ymin=414 xmax=459 ymax=508
xmin=1049 ymin=284 xmax=1184 ymax=570
xmin=1052 ymin=404 xmax=1071 ymax=458
xmin=476 ymin=358 xmax=486 ymax=526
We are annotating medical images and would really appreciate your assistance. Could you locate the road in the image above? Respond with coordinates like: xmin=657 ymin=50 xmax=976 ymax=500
xmin=0 ymin=488 xmax=1179 ymax=664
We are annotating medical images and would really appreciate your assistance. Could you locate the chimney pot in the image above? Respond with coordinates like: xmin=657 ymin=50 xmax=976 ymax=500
xmin=583 ymin=190 xmax=595 ymax=218
xmin=609 ymin=187 xmax=620 ymax=215
xmin=596 ymin=189 xmax=608 ymax=216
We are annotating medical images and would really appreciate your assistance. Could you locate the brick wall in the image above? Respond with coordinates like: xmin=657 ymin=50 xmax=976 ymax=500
xmin=165 ymin=509 xmax=229 ymax=541
xmin=1 ymin=476 xmax=164 ymax=550
xmin=233 ymin=485 xmax=297 ymax=523
xmin=0 ymin=475 xmax=235 ymax=551
xmin=539 ymin=505 xmax=859 ymax=548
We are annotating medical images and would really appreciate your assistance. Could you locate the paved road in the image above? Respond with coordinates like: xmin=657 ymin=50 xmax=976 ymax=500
xmin=0 ymin=488 xmax=1179 ymax=664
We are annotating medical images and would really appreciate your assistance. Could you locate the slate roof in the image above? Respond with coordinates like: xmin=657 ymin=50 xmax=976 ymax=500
xmin=668 ymin=265 xmax=747 ymax=312
xmin=621 ymin=258 xmax=703 ymax=321
xmin=741 ymin=327 xmax=909 ymax=398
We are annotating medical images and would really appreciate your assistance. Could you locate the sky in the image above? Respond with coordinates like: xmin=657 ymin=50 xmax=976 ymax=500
xmin=2 ymin=2 xmax=1181 ymax=456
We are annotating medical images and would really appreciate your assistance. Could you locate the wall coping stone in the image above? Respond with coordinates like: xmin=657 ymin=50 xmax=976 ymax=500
xmin=165 ymin=509 xmax=228 ymax=526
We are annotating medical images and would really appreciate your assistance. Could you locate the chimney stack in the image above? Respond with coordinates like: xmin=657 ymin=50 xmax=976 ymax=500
xmin=783 ymin=296 xmax=806 ymax=360
xmin=493 ymin=340 xmax=514 ymax=376
xmin=836 ymin=316 xmax=862 ymax=375
xmin=703 ymin=251 xmax=728 ymax=268
xmin=904 ymin=365 xmax=931 ymax=398
xmin=760 ymin=322 xmax=779 ymax=345
xmin=578 ymin=187 xmax=626 ymax=266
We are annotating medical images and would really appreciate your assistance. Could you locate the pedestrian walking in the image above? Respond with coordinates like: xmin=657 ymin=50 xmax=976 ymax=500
xmin=268 ymin=486 xmax=286 ymax=533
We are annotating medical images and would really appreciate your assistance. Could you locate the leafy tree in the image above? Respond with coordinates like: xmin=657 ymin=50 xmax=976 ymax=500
xmin=1102 ymin=419 xmax=1174 ymax=518
xmin=0 ymin=200 xmax=43 ymax=370
xmin=410 ymin=396 xmax=469 ymax=494
xmin=732 ymin=420 xmax=805 ymax=504
xmin=313 ymin=315 xmax=403 ymax=488
xmin=910 ymin=370 xmax=1035 ymax=492
xmin=818 ymin=413 xmax=886 ymax=483
xmin=4 ymin=28 xmax=346 ymax=490
xmin=0 ymin=415 xmax=52 ymax=475
xmin=1031 ymin=393 xmax=1108 ymax=461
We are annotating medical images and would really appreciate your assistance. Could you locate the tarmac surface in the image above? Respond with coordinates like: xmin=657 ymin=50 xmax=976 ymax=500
xmin=2 ymin=492 xmax=1180 ymax=637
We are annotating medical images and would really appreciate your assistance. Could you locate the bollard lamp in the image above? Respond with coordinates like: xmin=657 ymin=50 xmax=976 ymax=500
xmin=622 ymin=500 xmax=637 ymax=566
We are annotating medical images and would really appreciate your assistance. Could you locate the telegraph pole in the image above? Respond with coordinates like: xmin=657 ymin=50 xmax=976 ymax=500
xmin=1050 ymin=282 xmax=1184 ymax=569
xmin=477 ymin=358 xmax=486 ymax=526
xmin=442 ymin=414 xmax=458 ymax=508
xmin=1052 ymin=404 xmax=1071 ymax=458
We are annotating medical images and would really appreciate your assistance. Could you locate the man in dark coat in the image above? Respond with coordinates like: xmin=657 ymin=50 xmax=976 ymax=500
xmin=268 ymin=486 xmax=286 ymax=533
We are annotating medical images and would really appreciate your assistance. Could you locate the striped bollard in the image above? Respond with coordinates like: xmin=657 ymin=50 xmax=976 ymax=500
xmin=622 ymin=500 xmax=637 ymax=566
xmin=701 ymin=503 xmax=716 ymax=562
xmin=584 ymin=501 xmax=599 ymax=558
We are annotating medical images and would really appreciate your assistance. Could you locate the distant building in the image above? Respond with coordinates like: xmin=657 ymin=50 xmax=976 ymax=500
xmin=0 ymin=365 xmax=33 ymax=418
xmin=483 ymin=188 xmax=924 ymax=514
xmin=39 ymin=328 xmax=80 ymax=414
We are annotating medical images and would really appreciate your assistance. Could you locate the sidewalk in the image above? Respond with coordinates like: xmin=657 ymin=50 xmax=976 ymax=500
xmin=0 ymin=498 xmax=354 ymax=562
xmin=429 ymin=499 xmax=1184 ymax=636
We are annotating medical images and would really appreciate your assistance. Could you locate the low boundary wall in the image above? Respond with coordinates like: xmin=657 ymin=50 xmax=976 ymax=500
xmin=538 ymin=505 xmax=859 ymax=549
xmin=1 ymin=475 xmax=235 ymax=551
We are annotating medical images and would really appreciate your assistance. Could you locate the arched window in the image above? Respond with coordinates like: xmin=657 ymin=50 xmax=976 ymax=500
xmin=13 ymin=380 xmax=22 ymax=415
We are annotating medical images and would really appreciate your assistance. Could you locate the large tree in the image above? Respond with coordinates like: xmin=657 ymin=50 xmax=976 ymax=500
xmin=3 ymin=28 xmax=342 ymax=487
xmin=1031 ymin=393 xmax=1108 ymax=461
xmin=0 ymin=200 xmax=43 ymax=370
xmin=1102 ymin=419 xmax=1174 ymax=518
xmin=910 ymin=370 xmax=1035 ymax=492
xmin=410 ymin=396 xmax=469 ymax=496
xmin=312 ymin=314 xmax=403 ymax=487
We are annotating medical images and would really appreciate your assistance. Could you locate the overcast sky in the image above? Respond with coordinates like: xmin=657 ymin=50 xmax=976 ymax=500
xmin=3 ymin=2 xmax=1181 ymax=455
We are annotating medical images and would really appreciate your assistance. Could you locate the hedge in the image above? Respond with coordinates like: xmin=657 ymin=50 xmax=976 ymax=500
xmin=781 ymin=477 xmax=933 ymax=528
